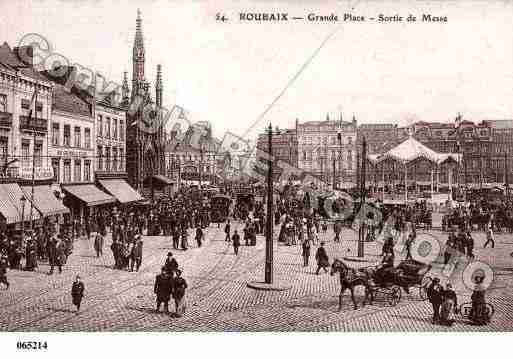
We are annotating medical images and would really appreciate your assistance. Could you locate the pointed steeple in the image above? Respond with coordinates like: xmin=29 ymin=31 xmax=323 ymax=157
xmin=155 ymin=64 xmax=163 ymax=107
xmin=326 ymin=113 xmax=330 ymax=122
xmin=132 ymin=9 xmax=145 ymax=100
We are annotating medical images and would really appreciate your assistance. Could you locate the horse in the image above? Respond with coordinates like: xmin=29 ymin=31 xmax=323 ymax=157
xmin=330 ymin=258 xmax=371 ymax=311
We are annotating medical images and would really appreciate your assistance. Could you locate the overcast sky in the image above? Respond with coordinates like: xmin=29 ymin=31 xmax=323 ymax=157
xmin=1 ymin=0 xmax=512 ymax=140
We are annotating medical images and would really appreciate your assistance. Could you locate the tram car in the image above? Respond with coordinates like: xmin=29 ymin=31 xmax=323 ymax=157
xmin=210 ymin=194 xmax=232 ymax=223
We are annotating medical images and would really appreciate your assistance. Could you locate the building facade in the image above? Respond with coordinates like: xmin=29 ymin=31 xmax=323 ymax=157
xmin=0 ymin=43 xmax=54 ymax=182
xmin=95 ymin=98 xmax=126 ymax=176
xmin=296 ymin=115 xmax=358 ymax=186
xmin=256 ymin=126 xmax=298 ymax=179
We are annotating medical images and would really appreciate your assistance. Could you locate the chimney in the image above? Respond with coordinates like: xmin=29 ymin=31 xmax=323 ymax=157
xmin=14 ymin=45 xmax=33 ymax=67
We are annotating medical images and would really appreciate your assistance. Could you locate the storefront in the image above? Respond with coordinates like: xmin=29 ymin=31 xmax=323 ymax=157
xmin=20 ymin=184 xmax=69 ymax=234
xmin=0 ymin=182 xmax=40 ymax=233
xmin=61 ymin=184 xmax=115 ymax=222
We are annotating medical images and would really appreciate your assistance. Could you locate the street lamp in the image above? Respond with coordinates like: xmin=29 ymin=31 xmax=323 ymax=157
xmin=20 ymin=195 xmax=26 ymax=239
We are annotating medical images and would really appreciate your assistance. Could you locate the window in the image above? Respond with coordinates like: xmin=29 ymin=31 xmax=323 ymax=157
xmin=120 ymin=120 xmax=124 ymax=141
xmin=21 ymin=140 xmax=30 ymax=167
xmin=97 ymin=146 xmax=103 ymax=170
xmin=112 ymin=148 xmax=118 ymax=171
xmin=84 ymin=160 xmax=91 ymax=181
xmin=119 ymin=148 xmax=124 ymax=171
xmin=0 ymin=94 xmax=6 ymax=112
xmin=97 ymin=115 xmax=103 ymax=137
xmin=63 ymin=160 xmax=71 ymax=183
xmin=51 ymin=123 xmax=59 ymax=146
xmin=74 ymin=160 xmax=81 ymax=182
xmin=347 ymin=137 xmax=352 ymax=145
xmin=105 ymin=117 xmax=111 ymax=138
xmin=63 ymin=125 xmax=70 ymax=146
xmin=74 ymin=126 xmax=81 ymax=147
xmin=34 ymin=141 xmax=42 ymax=168
xmin=0 ymin=136 xmax=7 ymax=166
xmin=113 ymin=118 xmax=118 ymax=139
xmin=105 ymin=147 xmax=110 ymax=171
xmin=84 ymin=128 xmax=91 ymax=149
xmin=51 ymin=158 xmax=60 ymax=182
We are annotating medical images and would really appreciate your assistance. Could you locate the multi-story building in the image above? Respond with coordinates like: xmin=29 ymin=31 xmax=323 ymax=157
xmin=256 ymin=126 xmax=298 ymax=179
xmin=0 ymin=43 xmax=53 ymax=181
xmin=484 ymin=119 xmax=513 ymax=185
xmin=164 ymin=122 xmax=219 ymax=186
xmin=0 ymin=43 xmax=72 ymax=230
xmin=357 ymin=123 xmax=408 ymax=155
xmin=296 ymin=115 xmax=358 ymax=186
xmin=95 ymin=96 xmax=127 ymax=176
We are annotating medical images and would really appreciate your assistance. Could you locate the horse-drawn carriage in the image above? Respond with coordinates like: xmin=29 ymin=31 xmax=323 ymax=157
xmin=331 ymin=258 xmax=432 ymax=310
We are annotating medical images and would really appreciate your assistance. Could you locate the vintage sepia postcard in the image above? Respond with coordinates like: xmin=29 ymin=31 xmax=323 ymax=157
xmin=0 ymin=0 xmax=512 ymax=357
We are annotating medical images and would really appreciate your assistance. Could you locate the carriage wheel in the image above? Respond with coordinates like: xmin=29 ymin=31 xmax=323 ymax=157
xmin=388 ymin=285 xmax=402 ymax=306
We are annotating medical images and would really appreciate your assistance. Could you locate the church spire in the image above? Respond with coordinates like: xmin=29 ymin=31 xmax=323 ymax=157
xmin=132 ymin=9 xmax=145 ymax=100
xmin=155 ymin=64 xmax=163 ymax=107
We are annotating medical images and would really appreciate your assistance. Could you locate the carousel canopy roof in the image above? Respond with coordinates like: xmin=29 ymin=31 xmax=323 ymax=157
xmin=370 ymin=136 xmax=460 ymax=165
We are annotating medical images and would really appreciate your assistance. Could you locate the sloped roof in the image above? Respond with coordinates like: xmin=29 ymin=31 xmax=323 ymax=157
xmin=52 ymin=84 xmax=92 ymax=116
xmin=0 ymin=42 xmax=51 ymax=83
xmin=484 ymin=120 xmax=513 ymax=129
xmin=371 ymin=136 xmax=460 ymax=165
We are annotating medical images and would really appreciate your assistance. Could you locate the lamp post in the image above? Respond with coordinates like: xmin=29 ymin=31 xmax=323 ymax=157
xmin=265 ymin=123 xmax=274 ymax=284
xmin=20 ymin=195 xmax=26 ymax=238
xmin=357 ymin=136 xmax=367 ymax=257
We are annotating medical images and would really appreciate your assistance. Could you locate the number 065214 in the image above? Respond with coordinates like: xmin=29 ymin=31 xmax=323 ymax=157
xmin=17 ymin=341 xmax=48 ymax=350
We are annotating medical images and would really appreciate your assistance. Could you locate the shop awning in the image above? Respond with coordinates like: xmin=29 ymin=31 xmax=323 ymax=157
xmin=0 ymin=183 xmax=40 ymax=224
xmin=98 ymin=179 xmax=143 ymax=204
xmin=150 ymin=174 xmax=174 ymax=186
xmin=21 ymin=185 xmax=70 ymax=217
xmin=62 ymin=184 xmax=115 ymax=206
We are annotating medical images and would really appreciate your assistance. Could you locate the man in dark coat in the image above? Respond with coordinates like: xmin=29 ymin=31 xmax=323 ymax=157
xmin=172 ymin=269 xmax=188 ymax=317
xmin=224 ymin=220 xmax=231 ymax=242
xmin=94 ymin=232 xmax=104 ymax=257
xmin=71 ymin=275 xmax=85 ymax=313
xmin=427 ymin=277 xmax=443 ymax=324
xmin=172 ymin=227 xmax=180 ymax=250
xmin=302 ymin=239 xmax=311 ymax=267
xmin=0 ymin=254 xmax=9 ymax=289
xmin=130 ymin=235 xmax=143 ymax=272
xmin=154 ymin=267 xmax=173 ymax=313
xmin=164 ymin=252 xmax=179 ymax=275
xmin=232 ymin=230 xmax=241 ymax=255
xmin=315 ymin=242 xmax=329 ymax=275
xmin=48 ymin=236 xmax=64 ymax=275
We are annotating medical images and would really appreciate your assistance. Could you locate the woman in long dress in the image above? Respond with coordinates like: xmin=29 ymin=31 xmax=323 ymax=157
xmin=470 ymin=276 xmax=490 ymax=325
xmin=173 ymin=270 xmax=188 ymax=317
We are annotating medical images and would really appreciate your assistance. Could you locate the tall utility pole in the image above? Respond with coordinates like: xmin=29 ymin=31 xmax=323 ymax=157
xmin=505 ymin=151 xmax=509 ymax=196
xmin=357 ymin=136 xmax=367 ymax=257
xmin=265 ymin=123 xmax=274 ymax=284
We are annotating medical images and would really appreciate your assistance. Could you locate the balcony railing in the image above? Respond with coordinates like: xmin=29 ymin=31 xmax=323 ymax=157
xmin=19 ymin=116 xmax=48 ymax=132
xmin=0 ymin=111 xmax=13 ymax=127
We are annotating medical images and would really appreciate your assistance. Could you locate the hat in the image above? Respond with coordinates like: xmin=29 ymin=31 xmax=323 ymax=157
xmin=167 ymin=252 xmax=173 ymax=256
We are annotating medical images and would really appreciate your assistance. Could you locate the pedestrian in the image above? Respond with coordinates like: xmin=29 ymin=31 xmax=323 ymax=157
xmin=405 ymin=233 xmax=414 ymax=260
xmin=71 ymin=275 xmax=85 ymax=314
xmin=0 ymin=254 xmax=9 ymax=290
xmin=172 ymin=227 xmax=180 ymax=250
xmin=301 ymin=238 xmax=311 ymax=267
xmin=195 ymin=225 xmax=204 ymax=248
xmin=315 ymin=242 xmax=329 ymax=275
xmin=440 ymin=283 xmax=458 ymax=326
xmin=333 ymin=221 xmax=342 ymax=242
xmin=48 ymin=236 xmax=64 ymax=275
xmin=484 ymin=224 xmax=495 ymax=248
xmin=443 ymin=233 xmax=455 ymax=265
xmin=130 ymin=235 xmax=143 ymax=272
xmin=469 ymin=275 xmax=490 ymax=326
xmin=427 ymin=277 xmax=443 ymax=324
xmin=164 ymin=252 xmax=179 ymax=275
xmin=154 ymin=267 xmax=173 ymax=313
xmin=93 ymin=231 xmax=104 ymax=257
xmin=224 ymin=220 xmax=231 ymax=241
xmin=465 ymin=230 xmax=474 ymax=259
xmin=180 ymin=228 xmax=189 ymax=250
xmin=172 ymin=269 xmax=188 ymax=317
xmin=232 ymin=230 xmax=241 ymax=255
